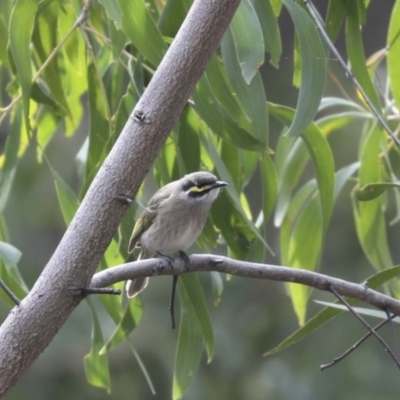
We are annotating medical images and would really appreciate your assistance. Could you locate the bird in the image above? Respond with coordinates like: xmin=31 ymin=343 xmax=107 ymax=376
xmin=126 ymin=171 xmax=227 ymax=298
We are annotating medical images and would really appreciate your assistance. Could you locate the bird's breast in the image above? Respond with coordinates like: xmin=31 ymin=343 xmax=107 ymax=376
xmin=139 ymin=201 xmax=209 ymax=254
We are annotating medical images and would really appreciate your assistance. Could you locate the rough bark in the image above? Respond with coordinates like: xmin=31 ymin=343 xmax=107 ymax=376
xmin=0 ymin=0 xmax=241 ymax=396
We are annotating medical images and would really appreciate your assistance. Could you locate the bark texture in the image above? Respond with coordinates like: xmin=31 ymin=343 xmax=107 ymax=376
xmin=0 ymin=0 xmax=241 ymax=396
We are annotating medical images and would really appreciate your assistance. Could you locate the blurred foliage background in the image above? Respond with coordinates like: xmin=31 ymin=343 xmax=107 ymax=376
xmin=1 ymin=0 xmax=400 ymax=399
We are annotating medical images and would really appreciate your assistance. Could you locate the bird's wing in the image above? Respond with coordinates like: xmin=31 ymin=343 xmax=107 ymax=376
xmin=127 ymin=187 xmax=173 ymax=253
xmin=128 ymin=208 xmax=156 ymax=253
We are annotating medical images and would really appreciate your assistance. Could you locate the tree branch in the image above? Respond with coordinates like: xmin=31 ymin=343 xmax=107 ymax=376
xmin=0 ymin=0 xmax=241 ymax=396
xmin=90 ymin=255 xmax=400 ymax=316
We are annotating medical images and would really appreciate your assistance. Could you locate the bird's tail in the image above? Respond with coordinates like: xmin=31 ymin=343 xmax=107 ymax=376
xmin=126 ymin=249 xmax=151 ymax=298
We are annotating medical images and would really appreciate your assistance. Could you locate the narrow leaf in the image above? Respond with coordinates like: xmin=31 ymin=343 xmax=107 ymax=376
xmin=51 ymin=169 xmax=79 ymax=225
xmin=346 ymin=1 xmax=381 ymax=110
xmin=356 ymin=182 xmax=400 ymax=201
xmin=353 ymin=126 xmax=392 ymax=270
xmin=229 ymin=0 xmax=264 ymax=83
xmin=264 ymin=265 xmax=400 ymax=356
xmin=118 ymin=0 xmax=166 ymax=66
xmin=282 ymin=0 xmax=326 ymax=137
xmin=270 ymin=103 xmax=335 ymax=229
xmin=315 ymin=301 xmax=400 ymax=321
xmin=181 ymin=273 xmax=214 ymax=362
xmin=9 ymin=0 xmax=39 ymax=131
xmin=221 ymin=28 xmax=268 ymax=145
xmin=192 ymin=78 xmax=263 ymax=151
xmin=251 ymin=0 xmax=282 ymax=68
xmin=100 ymin=297 xmax=142 ymax=354
xmin=0 ymin=241 xmax=21 ymax=267
xmin=387 ymin=0 xmax=400 ymax=113
xmin=260 ymin=153 xmax=278 ymax=222
xmin=173 ymin=283 xmax=203 ymax=400
xmin=84 ymin=300 xmax=111 ymax=392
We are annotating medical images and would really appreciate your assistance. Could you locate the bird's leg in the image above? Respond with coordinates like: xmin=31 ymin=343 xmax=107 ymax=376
xmin=156 ymin=251 xmax=174 ymax=265
xmin=157 ymin=251 xmax=190 ymax=330
xmin=178 ymin=251 xmax=190 ymax=272
xmin=169 ymin=275 xmax=178 ymax=329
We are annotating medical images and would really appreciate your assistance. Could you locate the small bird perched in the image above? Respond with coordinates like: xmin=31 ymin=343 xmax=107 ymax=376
xmin=126 ymin=171 xmax=228 ymax=298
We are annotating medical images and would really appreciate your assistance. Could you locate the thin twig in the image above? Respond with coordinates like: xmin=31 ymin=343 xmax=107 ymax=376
xmin=0 ymin=279 xmax=20 ymax=306
xmin=320 ymin=313 xmax=397 ymax=371
xmin=79 ymin=287 xmax=121 ymax=296
xmin=303 ymin=0 xmax=400 ymax=147
xmin=328 ymin=284 xmax=400 ymax=370
xmin=385 ymin=308 xmax=400 ymax=359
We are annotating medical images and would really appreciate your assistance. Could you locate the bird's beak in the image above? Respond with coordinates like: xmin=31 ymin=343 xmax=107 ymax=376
xmin=214 ymin=180 xmax=228 ymax=189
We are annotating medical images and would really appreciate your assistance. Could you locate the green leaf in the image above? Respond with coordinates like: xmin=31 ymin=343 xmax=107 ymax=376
xmin=270 ymin=103 xmax=335 ymax=229
xmin=204 ymin=55 xmax=253 ymax=134
xmin=86 ymin=62 xmax=111 ymax=178
xmin=0 ymin=11 xmax=10 ymax=69
xmin=98 ymin=0 xmax=122 ymax=27
xmin=32 ymin=1 xmax=70 ymax=118
xmin=325 ymin=0 xmax=346 ymax=41
xmin=301 ymin=128 xmax=335 ymax=231
xmin=334 ymin=163 xmax=360 ymax=199
xmin=0 ymin=106 xmax=22 ymax=213
xmin=264 ymin=265 xmax=400 ymax=356
xmin=221 ymin=28 xmax=268 ymax=145
xmin=318 ymin=96 xmax=366 ymax=112
xmin=118 ymin=0 xmax=166 ymax=66
xmin=100 ymin=297 xmax=142 ymax=354
xmin=260 ymin=153 xmax=278 ymax=222
xmin=192 ymin=78 xmax=264 ymax=151
xmin=158 ymin=0 xmax=189 ymax=37
xmin=210 ymin=271 xmax=224 ymax=306
xmin=346 ymin=1 xmax=381 ymax=110
xmin=387 ymin=0 xmax=400 ymax=113
xmin=286 ymin=195 xmax=323 ymax=325
xmin=0 ymin=241 xmax=21 ymax=268
xmin=229 ymin=0 xmax=264 ymax=84
xmin=317 ymin=111 xmax=372 ymax=136
xmin=58 ymin=3 xmax=87 ymax=136
xmin=280 ymin=180 xmax=316 ymax=265
xmin=353 ymin=125 xmax=392 ymax=270
xmin=84 ymin=299 xmax=111 ymax=392
xmin=356 ymin=182 xmax=400 ymax=201
xmin=58 ymin=3 xmax=83 ymax=72
xmin=177 ymin=106 xmax=201 ymax=173
xmin=9 ymin=0 xmax=39 ymax=132
xmin=181 ymin=273 xmax=214 ymax=362
xmin=0 ymin=261 xmax=27 ymax=306
xmin=282 ymin=0 xmax=326 ymax=137
xmin=315 ymin=301 xmax=400 ymax=321
xmin=51 ymin=168 xmax=79 ymax=226
xmin=251 ymin=0 xmax=282 ymax=68
xmin=274 ymin=135 xmax=308 ymax=228
xmin=128 ymin=344 xmax=156 ymax=395
xmin=0 ymin=226 xmax=28 ymax=304
xmin=271 ymin=104 xmax=335 ymax=324
xmin=173 ymin=283 xmax=203 ymax=400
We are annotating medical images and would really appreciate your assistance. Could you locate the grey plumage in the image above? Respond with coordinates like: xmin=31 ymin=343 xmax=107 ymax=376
xmin=126 ymin=171 xmax=227 ymax=298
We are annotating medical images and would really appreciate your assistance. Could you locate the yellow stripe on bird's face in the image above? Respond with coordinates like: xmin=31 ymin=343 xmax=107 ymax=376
xmin=188 ymin=184 xmax=213 ymax=193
